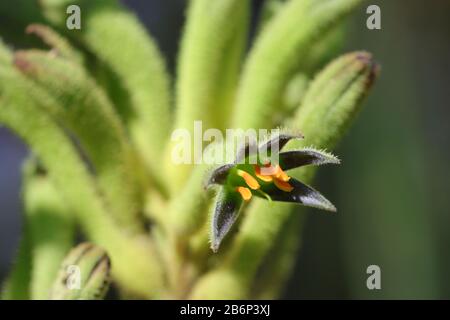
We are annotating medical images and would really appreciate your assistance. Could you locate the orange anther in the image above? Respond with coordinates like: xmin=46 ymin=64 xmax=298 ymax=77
xmin=274 ymin=166 xmax=290 ymax=182
xmin=236 ymin=186 xmax=252 ymax=201
xmin=260 ymin=164 xmax=279 ymax=176
xmin=237 ymin=169 xmax=260 ymax=190
xmin=254 ymin=166 xmax=273 ymax=182
xmin=274 ymin=179 xmax=294 ymax=192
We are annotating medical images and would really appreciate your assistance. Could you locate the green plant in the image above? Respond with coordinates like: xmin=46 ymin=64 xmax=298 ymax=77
xmin=0 ymin=0 xmax=378 ymax=299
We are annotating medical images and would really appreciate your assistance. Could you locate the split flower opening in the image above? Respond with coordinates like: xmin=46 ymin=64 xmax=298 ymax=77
xmin=206 ymin=132 xmax=341 ymax=252
xmin=236 ymin=163 xmax=294 ymax=202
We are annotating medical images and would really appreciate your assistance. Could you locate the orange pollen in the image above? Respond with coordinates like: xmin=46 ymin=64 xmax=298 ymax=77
xmin=255 ymin=164 xmax=291 ymax=183
xmin=254 ymin=165 xmax=273 ymax=182
xmin=237 ymin=169 xmax=260 ymax=190
xmin=236 ymin=186 xmax=252 ymax=201
xmin=260 ymin=164 xmax=279 ymax=175
xmin=274 ymin=167 xmax=290 ymax=182
xmin=274 ymin=179 xmax=294 ymax=192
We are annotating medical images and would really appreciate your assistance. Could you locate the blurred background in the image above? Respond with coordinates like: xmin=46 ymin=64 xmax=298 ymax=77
xmin=1 ymin=0 xmax=449 ymax=299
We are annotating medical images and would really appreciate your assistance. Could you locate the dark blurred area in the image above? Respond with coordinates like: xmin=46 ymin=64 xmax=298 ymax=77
xmin=1 ymin=0 xmax=449 ymax=299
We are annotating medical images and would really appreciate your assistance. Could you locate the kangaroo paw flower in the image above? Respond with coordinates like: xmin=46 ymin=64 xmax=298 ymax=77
xmin=207 ymin=132 xmax=339 ymax=252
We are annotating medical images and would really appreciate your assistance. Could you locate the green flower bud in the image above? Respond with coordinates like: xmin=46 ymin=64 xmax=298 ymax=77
xmin=291 ymin=51 xmax=380 ymax=150
xmin=51 ymin=243 xmax=111 ymax=300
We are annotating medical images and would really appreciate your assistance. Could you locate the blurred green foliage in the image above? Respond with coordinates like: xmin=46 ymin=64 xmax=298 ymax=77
xmin=0 ymin=0 xmax=448 ymax=299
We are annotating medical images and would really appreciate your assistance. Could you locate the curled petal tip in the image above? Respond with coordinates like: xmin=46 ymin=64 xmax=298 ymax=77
xmin=204 ymin=164 xmax=234 ymax=188
xmin=210 ymin=241 xmax=220 ymax=253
